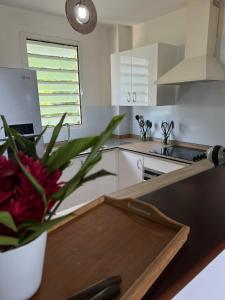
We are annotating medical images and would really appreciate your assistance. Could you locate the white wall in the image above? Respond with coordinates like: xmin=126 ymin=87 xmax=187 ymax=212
xmin=131 ymin=4 xmax=225 ymax=146
xmin=133 ymin=2 xmax=225 ymax=48
xmin=110 ymin=24 xmax=133 ymax=136
xmin=133 ymin=8 xmax=187 ymax=48
xmin=0 ymin=5 xmax=117 ymax=142
xmin=0 ymin=5 xmax=114 ymax=106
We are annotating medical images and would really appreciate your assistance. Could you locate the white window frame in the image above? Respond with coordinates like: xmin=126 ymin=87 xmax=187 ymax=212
xmin=20 ymin=32 xmax=85 ymax=129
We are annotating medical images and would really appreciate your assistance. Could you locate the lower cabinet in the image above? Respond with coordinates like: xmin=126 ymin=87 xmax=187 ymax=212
xmin=59 ymin=150 xmax=118 ymax=212
xmin=118 ymin=150 xmax=143 ymax=189
xmin=58 ymin=148 xmax=187 ymax=213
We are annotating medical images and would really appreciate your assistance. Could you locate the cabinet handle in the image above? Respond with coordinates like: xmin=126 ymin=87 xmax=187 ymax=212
xmin=137 ymin=159 xmax=143 ymax=170
xmin=133 ymin=92 xmax=137 ymax=103
xmin=127 ymin=92 xmax=131 ymax=102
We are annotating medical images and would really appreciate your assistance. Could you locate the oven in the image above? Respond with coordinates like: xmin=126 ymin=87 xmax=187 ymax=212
xmin=143 ymin=167 xmax=163 ymax=181
xmin=2 ymin=123 xmax=43 ymax=159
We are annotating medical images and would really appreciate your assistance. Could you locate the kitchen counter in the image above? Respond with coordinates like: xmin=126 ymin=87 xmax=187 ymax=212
xmin=56 ymin=157 xmax=215 ymax=300
xmin=45 ymin=136 xmax=216 ymax=299
xmin=118 ymin=139 xmax=209 ymax=164
xmin=49 ymin=137 xmax=209 ymax=165
xmin=111 ymin=159 xmax=213 ymax=199
xmin=134 ymin=165 xmax=225 ymax=300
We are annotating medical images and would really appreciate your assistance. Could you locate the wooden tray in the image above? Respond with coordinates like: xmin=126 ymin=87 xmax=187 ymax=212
xmin=32 ymin=196 xmax=190 ymax=300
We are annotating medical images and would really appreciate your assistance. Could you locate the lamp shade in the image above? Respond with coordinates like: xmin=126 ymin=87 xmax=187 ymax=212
xmin=65 ymin=0 xmax=97 ymax=34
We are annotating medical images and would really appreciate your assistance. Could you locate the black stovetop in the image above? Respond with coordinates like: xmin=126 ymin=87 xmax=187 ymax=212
xmin=150 ymin=145 xmax=207 ymax=162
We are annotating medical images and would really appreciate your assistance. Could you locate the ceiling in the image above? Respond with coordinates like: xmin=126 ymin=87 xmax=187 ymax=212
xmin=0 ymin=0 xmax=187 ymax=25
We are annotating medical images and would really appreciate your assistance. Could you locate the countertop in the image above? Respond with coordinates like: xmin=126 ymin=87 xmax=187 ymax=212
xmin=135 ymin=165 xmax=225 ymax=300
xmin=50 ymin=137 xmax=209 ymax=165
xmin=118 ymin=139 xmax=209 ymax=165
xmin=111 ymin=159 xmax=213 ymax=199
xmin=47 ymin=137 xmax=216 ymax=299
xmin=109 ymin=139 xmax=219 ymax=299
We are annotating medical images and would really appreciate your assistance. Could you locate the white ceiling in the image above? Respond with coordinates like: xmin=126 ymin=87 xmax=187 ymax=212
xmin=0 ymin=0 xmax=187 ymax=25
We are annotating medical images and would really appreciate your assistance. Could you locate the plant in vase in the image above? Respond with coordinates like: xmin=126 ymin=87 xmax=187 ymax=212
xmin=0 ymin=113 xmax=123 ymax=300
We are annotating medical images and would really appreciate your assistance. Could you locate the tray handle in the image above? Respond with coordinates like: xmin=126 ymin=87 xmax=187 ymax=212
xmin=105 ymin=196 xmax=184 ymax=230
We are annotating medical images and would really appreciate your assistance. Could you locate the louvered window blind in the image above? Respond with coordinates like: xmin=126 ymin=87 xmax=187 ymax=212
xmin=26 ymin=39 xmax=82 ymax=127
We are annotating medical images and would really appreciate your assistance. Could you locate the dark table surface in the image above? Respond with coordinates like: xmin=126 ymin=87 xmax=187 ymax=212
xmin=140 ymin=165 xmax=225 ymax=300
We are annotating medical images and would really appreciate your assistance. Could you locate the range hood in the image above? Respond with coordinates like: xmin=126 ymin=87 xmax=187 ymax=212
xmin=156 ymin=0 xmax=225 ymax=85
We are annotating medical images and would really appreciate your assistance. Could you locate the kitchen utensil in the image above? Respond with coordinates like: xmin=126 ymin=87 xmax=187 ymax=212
xmin=67 ymin=276 xmax=121 ymax=300
xmin=135 ymin=115 xmax=152 ymax=141
xmin=91 ymin=285 xmax=121 ymax=300
xmin=135 ymin=115 xmax=140 ymax=122
xmin=146 ymin=120 xmax=152 ymax=129
xmin=161 ymin=121 xmax=174 ymax=145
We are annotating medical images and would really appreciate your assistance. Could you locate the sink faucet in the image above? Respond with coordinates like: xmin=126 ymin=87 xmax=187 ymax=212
xmin=47 ymin=123 xmax=71 ymax=142
xmin=63 ymin=123 xmax=71 ymax=142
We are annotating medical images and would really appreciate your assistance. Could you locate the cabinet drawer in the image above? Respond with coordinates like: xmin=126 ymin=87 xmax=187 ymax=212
xmin=144 ymin=156 xmax=186 ymax=174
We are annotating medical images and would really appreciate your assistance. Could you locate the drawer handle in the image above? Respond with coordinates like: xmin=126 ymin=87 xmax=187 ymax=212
xmin=127 ymin=92 xmax=131 ymax=102
xmin=137 ymin=159 xmax=143 ymax=170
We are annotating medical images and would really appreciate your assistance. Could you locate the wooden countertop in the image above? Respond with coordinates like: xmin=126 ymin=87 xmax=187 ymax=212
xmin=111 ymin=159 xmax=213 ymax=200
xmin=118 ymin=139 xmax=210 ymax=165
xmin=45 ymin=137 xmax=215 ymax=299
xmin=137 ymin=165 xmax=225 ymax=300
xmin=47 ymin=137 xmax=210 ymax=164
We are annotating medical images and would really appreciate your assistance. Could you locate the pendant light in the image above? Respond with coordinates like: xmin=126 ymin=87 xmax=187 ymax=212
xmin=65 ymin=0 xmax=97 ymax=35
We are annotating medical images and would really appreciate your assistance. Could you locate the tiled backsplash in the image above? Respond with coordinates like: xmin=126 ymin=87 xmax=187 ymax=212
xmin=132 ymin=81 xmax=225 ymax=146
xmin=131 ymin=38 xmax=225 ymax=147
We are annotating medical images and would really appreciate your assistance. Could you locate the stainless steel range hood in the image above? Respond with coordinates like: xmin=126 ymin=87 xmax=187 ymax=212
xmin=156 ymin=0 xmax=225 ymax=85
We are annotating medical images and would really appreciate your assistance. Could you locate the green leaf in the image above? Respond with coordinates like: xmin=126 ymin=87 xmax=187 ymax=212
xmin=35 ymin=125 xmax=48 ymax=147
xmin=82 ymin=115 xmax=124 ymax=170
xmin=0 ymin=236 xmax=19 ymax=246
xmin=1 ymin=115 xmax=17 ymax=152
xmin=53 ymin=151 xmax=102 ymax=201
xmin=19 ymin=215 xmax=72 ymax=246
xmin=9 ymin=128 xmax=37 ymax=158
xmin=16 ymin=159 xmax=46 ymax=204
xmin=0 ymin=141 xmax=8 ymax=155
xmin=52 ymin=115 xmax=124 ymax=203
xmin=0 ymin=212 xmax=17 ymax=232
xmin=47 ymin=136 xmax=98 ymax=172
xmin=42 ymin=113 xmax=66 ymax=165
xmin=82 ymin=170 xmax=115 ymax=185
xmin=0 ymin=115 xmax=46 ymax=204
xmin=17 ymin=221 xmax=35 ymax=231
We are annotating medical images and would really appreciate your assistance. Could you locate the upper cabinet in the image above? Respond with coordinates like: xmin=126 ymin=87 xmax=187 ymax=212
xmin=111 ymin=43 xmax=177 ymax=106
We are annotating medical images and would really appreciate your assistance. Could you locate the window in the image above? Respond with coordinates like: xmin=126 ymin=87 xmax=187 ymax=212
xmin=26 ymin=39 xmax=82 ymax=127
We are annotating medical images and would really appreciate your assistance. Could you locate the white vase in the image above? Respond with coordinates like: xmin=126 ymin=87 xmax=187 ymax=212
xmin=0 ymin=232 xmax=47 ymax=300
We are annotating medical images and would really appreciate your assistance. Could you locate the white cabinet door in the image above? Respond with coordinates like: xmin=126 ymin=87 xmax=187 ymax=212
xmin=111 ymin=43 xmax=177 ymax=107
xmin=131 ymin=46 xmax=156 ymax=106
xmin=111 ymin=51 xmax=132 ymax=106
xmin=118 ymin=150 xmax=143 ymax=189
xmin=120 ymin=51 xmax=132 ymax=106
xmin=59 ymin=150 xmax=118 ymax=211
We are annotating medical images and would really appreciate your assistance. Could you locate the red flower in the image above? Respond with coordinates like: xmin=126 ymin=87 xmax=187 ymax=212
xmin=0 ymin=156 xmax=17 ymax=206
xmin=0 ymin=153 xmax=62 ymax=231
